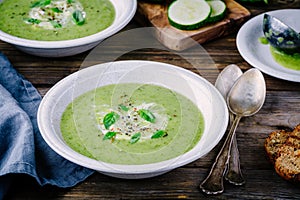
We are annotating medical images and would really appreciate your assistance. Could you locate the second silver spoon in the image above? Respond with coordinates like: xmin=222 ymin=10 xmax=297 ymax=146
xmin=215 ymin=64 xmax=245 ymax=185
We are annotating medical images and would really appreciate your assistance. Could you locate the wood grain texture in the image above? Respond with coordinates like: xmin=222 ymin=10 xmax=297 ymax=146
xmin=136 ymin=0 xmax=251 ymax=50
xmin=1 ymin=2 xmax=300 ymax=199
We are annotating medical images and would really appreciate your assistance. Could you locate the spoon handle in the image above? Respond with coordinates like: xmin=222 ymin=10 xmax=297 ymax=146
xmin=200 ymin=116 xmax=241 ymax=194
xmin=224 ymin=113 xmax=245 ymax=185
xmin=225 ymin=134 xmax=245 ymax=185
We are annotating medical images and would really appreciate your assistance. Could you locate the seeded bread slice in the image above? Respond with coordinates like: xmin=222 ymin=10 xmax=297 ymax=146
xmin=285 ymin=136 xmax=300 ymax=148
xmin=264 ymin=124 xmax=300 ymax=183
xmin=274 ymin=143 xmax=300 ymax=182
xmin=290 ymin=124 xmax=300 ymax=138
xmin=264 ymin=130 xmax=291 ymax=164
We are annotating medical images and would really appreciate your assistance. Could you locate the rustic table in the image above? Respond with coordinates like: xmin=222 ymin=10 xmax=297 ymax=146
xmin=2 ymin=1 xmax=300 ymax=199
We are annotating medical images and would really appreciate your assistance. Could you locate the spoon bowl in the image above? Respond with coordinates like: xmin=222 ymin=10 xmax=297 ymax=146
xmin=263 ymin=14 xmax=300 ymax=54
xmin=227 ymin=68 xmax=266 ymax=117
xmin=215 ymin=64 xmax=243 ymax=98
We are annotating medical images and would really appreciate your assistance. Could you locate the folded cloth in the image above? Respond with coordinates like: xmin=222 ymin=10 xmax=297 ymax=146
xmin=0 ymin=53 xmax=94 ymax=199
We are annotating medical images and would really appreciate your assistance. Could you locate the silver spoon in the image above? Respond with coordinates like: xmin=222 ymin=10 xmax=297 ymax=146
xmin=200 ymin=68 xmax=266 ymax=194
xmin=215 ymin=64 xmax=243 ymax=99
xmin=215 ymin=64 xmax=245 ymax=185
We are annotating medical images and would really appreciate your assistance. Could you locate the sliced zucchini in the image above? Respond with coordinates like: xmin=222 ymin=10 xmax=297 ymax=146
xmin=206 ymin=0 xmax=226 ymax=23
xmin=168 ymin=0 xmax=212 ymax=30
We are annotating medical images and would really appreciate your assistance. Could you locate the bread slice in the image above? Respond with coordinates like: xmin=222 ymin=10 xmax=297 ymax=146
xmin=285 ymin=136 xmax=300 ymax=148
xmin=264 ymin=130 xmax=291 ymax=164
xmin=290 ymin=124 xmax=300 ymax=138
xmin=274 ymin=143 xmax=300 ymax=182
xmin=264 ymin=124 xmax=300 ymax=183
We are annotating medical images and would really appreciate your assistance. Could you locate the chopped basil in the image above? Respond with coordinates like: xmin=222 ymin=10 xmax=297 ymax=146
xmin=72 ymin=10 xmax=85 ymax=25
xmin=103 ymin=131 xmax=117 ymax=140
xmin=130 ymin=133 xmax=141 ymax=144
xmin=50 ymin=20 xmax=62 ymax=28
xmin=138 ymin=109 xmax=155 ymax=123
xmin=103 ymin=112 xmax=119 ymax=130
xmin=24 ymin=18 xmax=41 ymax=24
xmin=30 ymin=0 xmax=51 ymax=8
xmin=151 ymin=130 xmax=165 ymax=139
xmin=67 ymin=0 xmax=74 ymax=3
xmin=51 ymin=7 xmax=63 ymax=13
xmin=118 ymin=104 xmax=129 ymax=112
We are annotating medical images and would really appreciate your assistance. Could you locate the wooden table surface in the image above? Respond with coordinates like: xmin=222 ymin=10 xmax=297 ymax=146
xmin=2 ymin=1 xmax=300 ymax=199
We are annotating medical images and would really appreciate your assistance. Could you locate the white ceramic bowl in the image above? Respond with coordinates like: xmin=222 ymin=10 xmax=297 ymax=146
xmin=237 ymin=9 xmax=300 ymax=82
xmin=0 ymin=0 xmax=137 ymax=57
xmin=37 ymin=60 xmax=228 ymax=179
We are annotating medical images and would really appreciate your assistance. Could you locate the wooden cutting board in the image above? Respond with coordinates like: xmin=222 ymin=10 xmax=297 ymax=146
xmin=135 ymin=0 xmax=251 ymax=51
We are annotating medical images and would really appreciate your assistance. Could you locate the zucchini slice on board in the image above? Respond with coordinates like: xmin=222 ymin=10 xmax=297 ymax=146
xmin=168 ymin=0 xmax=212 ymax=30
xmin=207 ymin=0 xmax=226 ymax=23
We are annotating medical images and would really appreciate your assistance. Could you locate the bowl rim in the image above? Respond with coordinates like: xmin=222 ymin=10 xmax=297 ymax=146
xmin=0 ymin=0 xmax=137 ymax=49
xmin=37 ymin=60 xmax=228 ymax=176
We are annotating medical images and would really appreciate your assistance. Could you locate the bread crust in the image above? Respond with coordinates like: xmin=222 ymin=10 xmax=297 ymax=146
xmin=264 ymin=124 xmax=300 ymax=183
xmin=264 ymin=130 xmax=290 ymax=164
xmin=274 ymin=144 xmax=300 ymax=182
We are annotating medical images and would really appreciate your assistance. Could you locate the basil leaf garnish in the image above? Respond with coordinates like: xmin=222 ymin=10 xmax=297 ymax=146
xmin=118 ymin=104 xmax=129 ymax=112
xmin=30 ymin=0 xmax=51 ymax=8
xmin=130 ymin=132 xmax=141 ymax=144
xmin=151 ymin=130 xmax=165 ymax=139
xmin=50 ymin=20 xmax=62 ymax=28
xmin=138 ymin=109 xmax=155 ymax=123
xmin=51 ymin=7 xmax=63 ymax=13
xmin=72 ymin=10 xmax=85 ymax=25
xmin=24 ymin=18 xmax=41 ymax=24
xmin=103 ymin=131 xmax=117 ymax=140
xmin=67 ymin=0 xmax=74 ymax=3
xmin=103 ymin=112 xmax=119 ymax=130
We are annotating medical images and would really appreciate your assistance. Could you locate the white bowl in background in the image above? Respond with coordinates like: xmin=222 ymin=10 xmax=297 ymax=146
xmin=237 ymin=9 xmax=300 ymax=82
xmin=0 ymin=0 xmax=137 ymax=57
xmin=37 ymin=60 xmax=228 ymax=179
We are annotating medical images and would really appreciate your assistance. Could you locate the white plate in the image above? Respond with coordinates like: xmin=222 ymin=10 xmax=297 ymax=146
xmin=237 ymin=9 xmax=300 ymax=82
xmin=38 ymin=60 xmax=228 ymax=179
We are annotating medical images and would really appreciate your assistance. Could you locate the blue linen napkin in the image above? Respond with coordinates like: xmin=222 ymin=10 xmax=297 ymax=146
xmin=0 ymin=52 xmax=94 ymax=199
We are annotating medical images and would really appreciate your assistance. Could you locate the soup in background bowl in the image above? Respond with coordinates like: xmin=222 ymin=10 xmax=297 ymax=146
xmin=0 ymin=0 xmax=136 ymax=57
xmin=37 ymin=60 xmax=229 ymax=179
xmin=0 ymin=0 xmax=115 ymax=41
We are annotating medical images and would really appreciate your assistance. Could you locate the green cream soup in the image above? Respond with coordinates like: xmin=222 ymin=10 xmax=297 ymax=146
xmin=0 ymin=0 xmax=115 ymax=41
xmin=61 ymin=83 xmax=204 ymax=165
xmin=270 ymin=46 xmax=300 ymax=70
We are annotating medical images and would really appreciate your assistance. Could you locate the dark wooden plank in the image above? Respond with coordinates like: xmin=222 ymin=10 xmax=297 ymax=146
xmin=1 ymin=3 xmax=300 ymax=199
xmin=6 ymin=167 xmax=300 ymax=199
